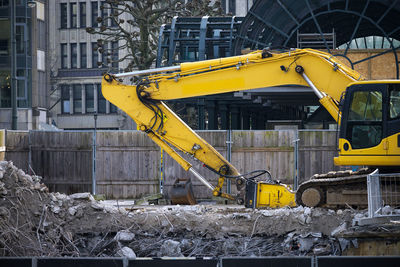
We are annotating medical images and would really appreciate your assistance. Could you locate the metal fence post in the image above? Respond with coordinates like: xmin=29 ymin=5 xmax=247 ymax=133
xmin=28 ymin=130 xmax=32 ymax=174
xmin=226 ymin=129 xmax=232 ymax=194
xmin=92 ymin=114 xmax=97 ymax=195
xmin=367 ymin=169 xmax=381 ymax=218
xmin=292 ymin=131 xmax=300 ymax=191
xmin=159 ymin=149 xmax=164 ymax=194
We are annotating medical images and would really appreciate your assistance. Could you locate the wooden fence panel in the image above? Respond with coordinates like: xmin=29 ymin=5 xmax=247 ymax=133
xmin=3 ymin=130 xmax=349 ymax=200
xmin=4 ymin=131 xmax=29 ymax=173
xmin=232 ymin=130 xmax=295 ymax=185
xmin=30 ymin=131 xmax=93 ymax=194
xmin=297 ymin=130 xmax=348 ymax=183
xmin=96 ymin=131 xmax=160 ymax=199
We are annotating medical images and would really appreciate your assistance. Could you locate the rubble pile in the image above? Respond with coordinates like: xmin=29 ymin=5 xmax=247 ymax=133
xmin=2 ymin=160 xmax=397 ymax=257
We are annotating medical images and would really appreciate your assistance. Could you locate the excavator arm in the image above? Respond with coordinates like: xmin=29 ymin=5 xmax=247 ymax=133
xmin=101 ymin=48 xmax=362 ymax=206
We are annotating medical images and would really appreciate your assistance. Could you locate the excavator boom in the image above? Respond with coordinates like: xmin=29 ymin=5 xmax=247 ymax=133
xmin=101 ymin=48 xmax=399 ymax=208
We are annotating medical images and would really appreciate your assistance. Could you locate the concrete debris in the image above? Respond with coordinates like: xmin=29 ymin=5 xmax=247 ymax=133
xmin=116 ymin=246 xmax=136 ymax=259
xmin=1 ymin=160 xmax=400 ymax=258
xmin=70 ymin=192 xmax=93 ymax=200
xmin=381 ymin=205 xmax=394 ymax=215
xmin=68 ymin=206 xmax=79 ymax=216
xmin=91 ymin=201 xmax=105 ymax=210
xmin=115 ymin=230 xmax=135 ymax=242
xmin=331 ymin=222 xmax=347 ymax=236
xmin=158 ymin=240 xmax=183 ymax=257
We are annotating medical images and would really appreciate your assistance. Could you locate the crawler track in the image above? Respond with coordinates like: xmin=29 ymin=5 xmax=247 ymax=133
xmin=295 ymin=169 xmax=400 ymax=209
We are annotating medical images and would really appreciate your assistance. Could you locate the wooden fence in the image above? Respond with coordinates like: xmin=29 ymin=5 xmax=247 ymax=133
xmin=4 ymin=129 xmax=344 ymax=199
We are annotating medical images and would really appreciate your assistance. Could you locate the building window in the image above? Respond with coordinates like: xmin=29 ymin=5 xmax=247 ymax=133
xmin=92 ymin=42 xmax=99 ymax=68
xmin=101 ymin=42 xmax=108 ymax=67
xmin=38 ymin=20 xmax=46 ymax=50
xmin=97 ymin=85 xmax=106 ymax=113
xmin=111 ymin=41 xmax=118 ymax=69
xmin=110 ymin=103 xmax=118 ymax=113
xmin=73 ymin=85 xmax=82 ymax=113
xmin=61 ymin=44 xmax=68 ymax=68
xmin=70 ymin=3 xmax=77 ymax=28
xmin=80 ymin=43 xmax=87 ymax=68
xmin=71 ymin=43 xmax=77 ymax=68
xmin=228 ymin=0 xmax=235 ymax=14
xmin=0 ymin=39 xmax=8 ymax=55
xmin=100 ymin=3 xmax=107 ymax=27
xmin=15 ymin=25 xmax=25 ymax=54
xmin=110 ymin=3 xmax=118 ymax=27
xmin=60 ymin=3 xmax=67 ymax=29
xmin=16 ymin=69 xmax=27 ymax=108
xmin=0 ymin=0 xmax=9 ymax=7
xmin=91 ymin=1 xmax=98 ymax=27
xmin=85 ymin=84 xmax=94 ymax=113
xmin=80 ymin=2 xmax=86 ymax=28
xmin=61 ymin=85 xmax=70 ymax=114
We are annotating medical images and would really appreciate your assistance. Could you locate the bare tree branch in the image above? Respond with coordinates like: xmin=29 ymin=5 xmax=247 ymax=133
xmin=86 ymin=0 xmax=224 ymax=71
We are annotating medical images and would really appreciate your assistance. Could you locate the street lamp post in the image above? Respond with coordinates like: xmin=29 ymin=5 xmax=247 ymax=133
xmin=10 ymin=0 xmax=17 ymax=129
xmin=92 ymin=113 xmax=98 ymax=195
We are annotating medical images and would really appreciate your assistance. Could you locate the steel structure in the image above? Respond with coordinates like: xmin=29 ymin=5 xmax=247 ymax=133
xmin=235 ymin=0 xmax=400 ymax=78
xmin=155 ymin=1 xmax=400 ymax=130
xmin=156 ymin=16 xmax=243 ymax=68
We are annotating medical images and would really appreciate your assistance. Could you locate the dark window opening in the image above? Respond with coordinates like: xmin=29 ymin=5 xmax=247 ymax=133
xmin=80 ymin=43 xmax=87 ymax=68
xmin=101 ymin=41 xmax=108 ymax=67
xmin=110 ymin=103 xmax=118 ymax=113
xmin=0 ymin=39 xmax=8 ymax=55
xmin=0 ymin=0 xmax=9 ymax=7
xmin=85 ymin=84 xmax=94 ymax=113
xmin=92 ymin=42 xmax=99 ymax=68
xmin=61 ymin=85 xmax=70 ymax=114
xmin=71 ymin=43 xmax=77 ymax=69
xmin=111 ymin=41 xmax=118 ymax=69
xmin=91 ymin=1 xmax=98 ymax=27
xmin=61 ymin=44 xmax=68 ymax=68
xmin=16 ymin=25 xmax=24 ymax=54
xmin=228 ymin=0 xmax=235 ymax=14
xmin=97 ymin=85 xmax=106 ymax=113
xmin=60 ymin=3 xmax=67 ymax=29
xmin=110 ymin=3 xmax=118 ymax=27
xmin=80 ymin=2 xmax=86 ymax=28
xmin=73 ymin=84 xmax=82 ymax=113
xmin=70 ymin=3 xmax=77 ymax=28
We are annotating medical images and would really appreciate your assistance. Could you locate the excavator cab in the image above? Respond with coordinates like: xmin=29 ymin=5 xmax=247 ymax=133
xmin=335 ymin=81 xmax=400 ymax=167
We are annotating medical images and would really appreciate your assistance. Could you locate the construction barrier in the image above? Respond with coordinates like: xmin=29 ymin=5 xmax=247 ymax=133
xmin=1 ymin=256 xmax=400 ymax=267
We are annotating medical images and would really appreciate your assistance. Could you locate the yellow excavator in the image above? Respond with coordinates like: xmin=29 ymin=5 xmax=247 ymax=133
xmin=102 ymin=48 xmax=400 ymax=208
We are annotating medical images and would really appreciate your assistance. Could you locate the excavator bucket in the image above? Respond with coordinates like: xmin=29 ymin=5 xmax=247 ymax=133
xmin=170 ymin=178 xmax=197 ymax=205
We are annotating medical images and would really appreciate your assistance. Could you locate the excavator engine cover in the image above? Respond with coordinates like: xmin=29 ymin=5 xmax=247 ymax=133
xmin=170 ymin=178 xmax=197 ymax=205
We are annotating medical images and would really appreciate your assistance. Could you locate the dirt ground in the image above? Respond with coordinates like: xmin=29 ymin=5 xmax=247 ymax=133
xmin=1 ymin=161 xmax=399 ymax=258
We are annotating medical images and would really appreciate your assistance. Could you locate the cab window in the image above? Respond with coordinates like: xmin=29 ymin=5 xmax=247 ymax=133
xmin=347 ymin=91 xmax=382 ymax=149
xmin=389 ymin=85 xmax=400 ymax=120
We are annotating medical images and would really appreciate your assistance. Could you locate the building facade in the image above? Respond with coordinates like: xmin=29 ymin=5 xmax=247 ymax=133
xmin=0 ymin=0 xmax=49 ymax=130
xmin=47 ymin=0 xmax=255 ymax=130
xmin=48 ymin=0 xmax=138 ymax=130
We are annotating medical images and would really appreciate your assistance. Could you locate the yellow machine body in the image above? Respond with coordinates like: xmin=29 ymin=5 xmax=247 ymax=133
xmin=255 ymin=183 xmax=296 ymax=208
